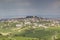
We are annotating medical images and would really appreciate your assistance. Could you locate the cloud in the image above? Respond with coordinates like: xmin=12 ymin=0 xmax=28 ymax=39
xmin=0 ymin=0 xmax=60 ymax=17
xmin=51 ymin=0 xmax=60 ymax=9
xmin=0 ymin=0 xmax=31 ymax=9
xmin=9 ymin=9 xmax=37 ymax=14
xmin=0 ymin=8 xmax=37 ymax=15
xmin=0 ymin=0 xmax=22 ymax=2
xmin=41 ymin=0 xmax=60 ymax=14
xmin=15 ymin=2 xmax=31 ymax=7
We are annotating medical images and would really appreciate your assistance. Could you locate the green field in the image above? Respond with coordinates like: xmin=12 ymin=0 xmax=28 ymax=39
xmin=0 ymin=27 xmax=60 ymax=40
xmin=0 ymin=21 xmax=60 ymax=40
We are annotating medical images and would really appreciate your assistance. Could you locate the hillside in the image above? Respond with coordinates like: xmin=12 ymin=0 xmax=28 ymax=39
xmin=0 ymin=17 xmax=60 ymax=40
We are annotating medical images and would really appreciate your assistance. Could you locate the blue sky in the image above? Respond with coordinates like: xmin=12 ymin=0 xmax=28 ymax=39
xmin=0 ymin=0 xmax=60 ymax=18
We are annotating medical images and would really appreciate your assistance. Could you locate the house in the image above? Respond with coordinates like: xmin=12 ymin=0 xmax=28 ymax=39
xmin=39 ymin=24 xmax=43 ymax=27
xmin=42 ymin=26 xmax=48 ymax=29
xmin=39 ymin=24 xmax=48 ymax=28
xmin=33 ymin=23 xmax=38 ymax=26
xmin=32 ymin=26 xmax=36 ymax=28
xmin=16 ymin=24 xmax=23 ymax=27
xmin=24 ymin=22 xmax=31 ymax=25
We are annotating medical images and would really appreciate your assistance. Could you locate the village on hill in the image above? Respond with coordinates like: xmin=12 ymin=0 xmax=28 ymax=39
xmin=0 ymin=16 xmax=60 ymax=29
xmin=0 ymin=16 xmax=60 ymax=40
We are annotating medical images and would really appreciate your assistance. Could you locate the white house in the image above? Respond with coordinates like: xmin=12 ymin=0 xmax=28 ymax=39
xmin=25 ymin=22 xmax=31 ymax=25
xmin=16 ymin=24 xmax=23 ymax=27
xmin=39 ymin=24 xmax=48 ymax=29
xmin=32 ymin=26 xmax=36 ymax=28
xmin=42 ymin=26 xmax=48 ymax=29
xmin=39 ymin=24 xmax=43 ymax=27
xmin=33 ymin=23 xmax=38 ymax=26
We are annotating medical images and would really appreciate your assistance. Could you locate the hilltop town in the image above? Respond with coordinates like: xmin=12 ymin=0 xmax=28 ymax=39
xmin=0 ymin=16 xmax=60 ymax=40
xmin=0 ymin=16 xmax=60 ymax=29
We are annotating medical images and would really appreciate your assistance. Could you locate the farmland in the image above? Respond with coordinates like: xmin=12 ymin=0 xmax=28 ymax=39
xmin=0 ymin=27 xmax=60 ymax=40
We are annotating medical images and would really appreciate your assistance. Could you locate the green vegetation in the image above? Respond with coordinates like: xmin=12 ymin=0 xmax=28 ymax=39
xmin=0 ymin=26 xmax=60 ymax=40
xmin=0 ymin=19 xmax=60 ymax=40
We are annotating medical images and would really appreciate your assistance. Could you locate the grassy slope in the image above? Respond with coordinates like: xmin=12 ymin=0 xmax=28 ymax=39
xmin=0 ymin=22 xmax=60 ymax=40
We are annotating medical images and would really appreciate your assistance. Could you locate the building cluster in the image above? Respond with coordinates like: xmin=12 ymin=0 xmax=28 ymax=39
xmin=0 ymin=16 xmax=60 ymax=29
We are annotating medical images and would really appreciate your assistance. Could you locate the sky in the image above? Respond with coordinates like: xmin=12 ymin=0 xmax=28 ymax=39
xmin=0 ymin=0 xmax=60 ymax=18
